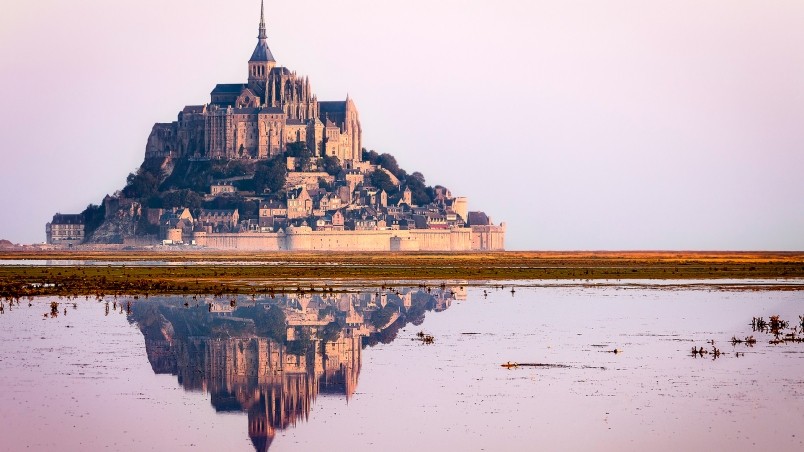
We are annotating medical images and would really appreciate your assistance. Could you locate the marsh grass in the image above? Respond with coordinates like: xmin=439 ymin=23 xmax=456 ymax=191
xmin=1 ymin=251 xmax=802 ymax=297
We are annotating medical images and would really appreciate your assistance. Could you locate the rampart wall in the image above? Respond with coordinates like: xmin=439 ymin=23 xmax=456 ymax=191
xmin=192 ymin=227 xmax=505 ymax=251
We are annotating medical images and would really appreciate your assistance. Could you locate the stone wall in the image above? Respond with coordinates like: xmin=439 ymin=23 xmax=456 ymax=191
xmin=470 ymin=224 xmax=506 ymax=251
xmin=286 ymin=172 xmax=334 ymax=191
xmin=192 ymin=227 xmax=503 ymax=251
xmin=192 ymin=231 xmax=285 ymax=250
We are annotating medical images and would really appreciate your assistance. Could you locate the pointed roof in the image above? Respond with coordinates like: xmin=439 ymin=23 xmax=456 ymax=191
xmin=250 ymin=0 xmax=276 ymax=63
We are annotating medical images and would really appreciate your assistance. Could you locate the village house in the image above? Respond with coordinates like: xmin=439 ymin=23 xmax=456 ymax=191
xmin=45 ymin=214 xmax=85 ymax=245
xmin=210 ymin=182 xmax=237 ymax=196
xmin=259 ymin=198 xmax=287 ymax=227
xmin=317 ymin=192 xmax=343 ymax=212
xmin=400 ymin=186 xmax=413 ymax=206
xmin=197 ymin=209 xmax=240 ymax=231
xmin=287 ymin=186 xmax=313 ymax=219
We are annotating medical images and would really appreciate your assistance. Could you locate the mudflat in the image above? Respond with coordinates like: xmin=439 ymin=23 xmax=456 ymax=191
xmin=1 ymin=251 xmax=803 ymax=297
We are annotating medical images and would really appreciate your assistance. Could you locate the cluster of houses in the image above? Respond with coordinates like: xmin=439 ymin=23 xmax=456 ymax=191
xmin=46 ymin=157 xmax=505 ymax=250
xmin=150 ymin=158 xmax=491 ymax=245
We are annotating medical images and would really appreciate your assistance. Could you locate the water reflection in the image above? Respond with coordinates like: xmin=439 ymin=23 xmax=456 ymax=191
xmin=128 ymin=287 xmax=465 ymax=451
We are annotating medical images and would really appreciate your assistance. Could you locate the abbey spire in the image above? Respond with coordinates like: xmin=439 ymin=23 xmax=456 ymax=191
xmin=258 ymin=0 xmax=267 ymax=40
xmin=249 ymin=0 xmax=275 ymax=63
xmin=248 ymin=0 xmax=276 ymax=97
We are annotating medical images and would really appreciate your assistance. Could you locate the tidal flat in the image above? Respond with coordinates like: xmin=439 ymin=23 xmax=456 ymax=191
xmin=1 ymin=251 xmax=803 ymax=298
xmin=0 ymin=283 xmax=802 ymax=451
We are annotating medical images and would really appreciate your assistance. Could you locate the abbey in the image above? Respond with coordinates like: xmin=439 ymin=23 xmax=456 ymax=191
xmin=145 ymin=1 xmax=362 ymax=164
xmin=47 ymin=1 xmax=506 ymax=251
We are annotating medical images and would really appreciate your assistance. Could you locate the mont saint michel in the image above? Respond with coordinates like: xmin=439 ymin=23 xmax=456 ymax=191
xmin=44 ymin=1 xmax=505 ymax=252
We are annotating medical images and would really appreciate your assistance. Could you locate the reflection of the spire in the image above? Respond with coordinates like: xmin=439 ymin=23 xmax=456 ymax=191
xmin=130 ymin=286 xmax=462 ymax=451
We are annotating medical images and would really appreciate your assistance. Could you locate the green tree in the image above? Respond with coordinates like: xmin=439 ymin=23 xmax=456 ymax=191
xmin=362 ymin=148 xmax=380 ymax=164
xmin=286 ymin=142 xmax=314 ymax=170
xmin=159 ymin=159 xmax=213 ymax=193
xmin=376 ymin=153 xmax=406 ymax=179
xmin=81 ymin=204 xmax=106 ymax=236
xmin=253 ymin=157 xmax=287 ymax=194
xmin=161 ymin=189 xmax=202 ymax=209
xmin=318 ymin=177 xmax=334 ymax=191
xmin=123 ymin=168 xmax=160 ymax=199
xmin=254 ymin=305 xmax=287 ymax=343
xmin=403 ymin=171 xmax=433 ymax=205
xmin=322 ymin=155 xmax=342 ymax=176
xmin=369 ymin=169 xmax=397 ymax=194
xmin=370 ymin=305 xmax=398 ymax=329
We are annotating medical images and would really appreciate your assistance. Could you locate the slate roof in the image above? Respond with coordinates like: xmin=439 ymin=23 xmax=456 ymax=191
xmin=271 ymin=67 xmax=292 ymax=76
xmin=181 ymin=105 xmax=205 ymax=114
xmin=319 ymin=101 xmax=346 ymax=112
xmin=261 ymin=107 xmax=285 ymax=114
xmin=260 ymin=199 xmax=287 ymax=209
xmin=51 ymin=214 xmax=83 ymax=225
xmin=411 ymin=215 xmax=428 ymax=229
xmin=250 ymin=39 xmax=276 ymax=63
xmin=467 ymin=211 xmax=490 ymax=226
xmin=211 ymin=84 xmax=247 ymax=94
xmin=287 ymin=186 xmax=305 ymax=199
xmin=200 ymin=209 xmax=237 ymax=217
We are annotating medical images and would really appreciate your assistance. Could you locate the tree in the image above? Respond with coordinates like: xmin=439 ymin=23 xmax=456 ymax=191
xmin=362 ymin=148 xmax=380 ymax=164
xmin=254 ymin=305 xmax=287 ymax=343
xmin=376 ymin=153 xmax=404 ymax=179
xmin=159 ymin=159 xmax=213 ymax=193
xmin=286 ymin=142 xmax=314 ymax=171
xmin=161 ymin=189 xmax=202 ymax=209
xmin=253 ymin=157 xmax=287 ymax=194
xmin=403 ymin=171 xmax=433 ymax=205
xmin=370 ymin=305 xmax=398 ymax=329
xmin=410 ymin=171 xmax=426 ymax=184
xmin=369 ymin=169 xmax=397 ymax=194
xmin=123 ymin=167 xmax=160 ymax=199
xmin=322 ymin=155 xmax=341 ymax=176
xmin=81 ymin=204 xmax=106 ymax=236
xmin=318 ymin=177 xmax=334 ymax=191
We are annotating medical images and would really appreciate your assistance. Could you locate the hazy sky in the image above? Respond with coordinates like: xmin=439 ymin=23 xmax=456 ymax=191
xmin=1 ymin=0 xmax=803 ymax=250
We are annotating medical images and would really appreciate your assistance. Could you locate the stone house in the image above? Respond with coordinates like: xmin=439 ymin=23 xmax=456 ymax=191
xmin=197 ymin=209 xmax=240 ymax=230
xmin=287 ymin=186 xmax=312 ymax=219
xmin=45 ymin=214 xmax=85 ymax=245
xmin=331 ymin=210 xmax=345 ymax=231
xmin=317 ymin=193 xmax=343 ymax=212
xmin=210 ymin=182 xmax=236 ymax=196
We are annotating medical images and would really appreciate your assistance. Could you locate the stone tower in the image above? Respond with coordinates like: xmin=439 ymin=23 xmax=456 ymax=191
xmin=248 ymin=0 xmax=276 ymax=99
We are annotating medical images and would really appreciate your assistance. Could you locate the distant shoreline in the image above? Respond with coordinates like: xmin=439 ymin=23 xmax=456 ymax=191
xmin=2 ymin=249 xmax=803 ymax=262
xmin=1 ymin=251 xmax=802 ymax=297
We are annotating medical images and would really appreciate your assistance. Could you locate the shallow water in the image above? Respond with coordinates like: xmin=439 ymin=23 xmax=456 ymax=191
xmin=0 ymin=284 xmax=802 ymax=451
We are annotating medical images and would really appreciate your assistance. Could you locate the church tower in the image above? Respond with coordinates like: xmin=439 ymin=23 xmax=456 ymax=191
xmin=248 ymin=0 xmax=276 ymax=99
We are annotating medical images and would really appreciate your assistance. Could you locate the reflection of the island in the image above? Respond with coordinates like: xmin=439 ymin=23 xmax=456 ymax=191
xmin=129 ymin=286 xmax=466 ymax=451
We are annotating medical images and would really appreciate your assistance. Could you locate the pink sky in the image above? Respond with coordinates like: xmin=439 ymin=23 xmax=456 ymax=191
xmin=1 ymin=0 xmax=803 ymax=249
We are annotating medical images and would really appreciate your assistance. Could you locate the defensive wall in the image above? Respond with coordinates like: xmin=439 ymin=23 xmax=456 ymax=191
xmin=191 ymin=225 xmax=505 ymax=251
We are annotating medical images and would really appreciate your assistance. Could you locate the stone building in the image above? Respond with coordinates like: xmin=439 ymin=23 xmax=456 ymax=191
xmin=287 ymin=186 xmax=313 ymax=219
xmin=210 ymin=182 xmax=236 ymax=196
xmin=197 ymin=209 xmax=240 ymax=231
xmin=45 ymin=214 xmax=85 ymax=245
xmin=145 ymin=1 xmax=362 ymax=166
